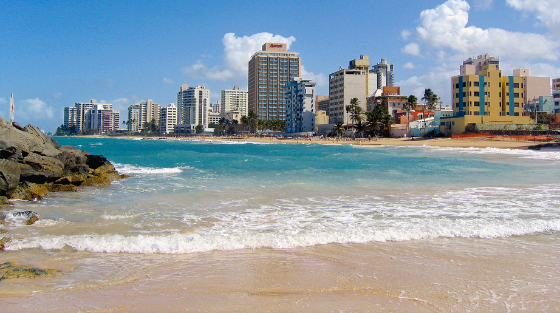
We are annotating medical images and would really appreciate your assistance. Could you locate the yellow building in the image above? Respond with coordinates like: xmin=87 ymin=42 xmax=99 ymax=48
xmin=441 ymin=64 xmax=534 ymax=135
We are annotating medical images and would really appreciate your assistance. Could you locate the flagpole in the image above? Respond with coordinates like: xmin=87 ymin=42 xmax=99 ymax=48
xmin=10 ymin=93 xmax=14 ymax=122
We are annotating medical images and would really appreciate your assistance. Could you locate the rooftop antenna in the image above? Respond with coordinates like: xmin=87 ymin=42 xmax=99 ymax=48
xmin=10 ymin=93 xmax=14 ymax=122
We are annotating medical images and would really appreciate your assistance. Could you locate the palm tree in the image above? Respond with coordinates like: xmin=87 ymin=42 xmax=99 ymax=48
xmin=248 ymin=111 xmax=258 ymax=133
xmin=334 ymin=121 xmax=344 ymax=137
xmin=403 ymin=95 xmax=417 ymax=137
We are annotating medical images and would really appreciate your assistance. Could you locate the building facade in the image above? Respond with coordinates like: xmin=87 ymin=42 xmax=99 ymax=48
xmin=441 ymin=63 xmax=533 ymax=135
xmin=248 ymin=43 xmax=301 ymax=121
xmin=328 ymin=67 xmax=367 ymax=125
xmin=221 ymin=86 xmax=248 ymax=120
xmin=513 ymin=69 xmax=551 ymax=104
xmin=371 ymin=58 xmax=394 ymax=90
xmin=284 ymin=77 xmax=316 ymax=134
xmin=159 ymin=103 xmax=177 ymax=134
xmin=177 ymin=84 xmax=210 ymax=130
xmin=63 ymin=107 xmax=77 ymax=129
xmin=64 ymin=100 xmax=119 ymax=133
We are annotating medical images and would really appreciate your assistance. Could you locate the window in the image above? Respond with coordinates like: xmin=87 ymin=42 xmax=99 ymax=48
xmin=463 ymin=82 xmax=466 ymax=87
xmin=474 ymin=92 xmax=480 ymax=97
xmin=474 ymin=81 xmax=479 ymax=87
xmin=514 ymin=83 xmax=519 ymax=88
xmin=474 ymin=101 xmax=480 ymax=106
xmin=514 ymin=93 xmax=520 ymax=98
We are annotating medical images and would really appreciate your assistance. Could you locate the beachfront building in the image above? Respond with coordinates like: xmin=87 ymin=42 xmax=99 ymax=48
xmin=221 ymin=86 xmax=248 ymax=121
xmin=328 ymin=60 xmax=369 ymax=124
xmin=513 ymin=69 xmax=551 ymax=104
xmin=84 ymin=103 xmax=120 ymax=133
xmin=371 ymin=58 xmax=394 ymax=90
xmin=127 ymin=104 xmax=141 ymax=132
xmin=284 ymin=77 xmax=316 ymax=135
xmin=248 ymin=43 xmax=301 ymax=121
xmin=440 ymin=61 xmax=534 ymax=136
xmin=159 ymin=103 xmax=177 ymax=134
xmin=176 ymin=84 xmax=210 ymax=130
xmin=64 ymin=100 xmax=118 ymax=133
xmin=63 ymin=107 xmax=77 ymax=130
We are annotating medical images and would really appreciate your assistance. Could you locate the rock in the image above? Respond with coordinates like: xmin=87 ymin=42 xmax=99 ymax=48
xmin=0 ymin=211 xmax=40 ymax=226
xmin=0 ymin=159 xmax=21 ymax=194
xmin=7 ymin=182 xmax=51 ymax=201
xmin=82 ymin=175 xmax=112 ymax=187
xmin=0 ymin=237 xmax=10 ymax=250
xmin=20 ymin=152 xmax=65 ymax=183
xmin=49 ymin=184 xmax=78 ymax=192
xmin=86 ymin=154 xmax=110 ymax=169
xmin=0 ymin=262 xmax=57 ymax=280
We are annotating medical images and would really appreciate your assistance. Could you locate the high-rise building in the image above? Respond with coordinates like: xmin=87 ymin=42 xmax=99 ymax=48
xmin=284 ymin=77 xmax=316 ymax=134
xmin=64 ymin=100 xmax=118 ymax=133
xmin=85 ymin=104 xmax=119 ymax=133
xmin=248 ymin=43 xmax=301 ymax=121
xmin=160 ymin=103 xmax=177 ymax=134
xmin=221 ymin=86 xmax=248 ymax=119
xmin=177 ymin=84 xmax=210 ymax=130
xmin=63 ymin=107 xmax=77 ymax=129
xmin=371 ymin=58 xmax=394 ymax=90
xmin=462 ymin=54 xmax=500 ymax=75
xmin=328 ymin=65 xmax=368 ymax=125
xmin=127 ymin=104 xmax=141 ymax=132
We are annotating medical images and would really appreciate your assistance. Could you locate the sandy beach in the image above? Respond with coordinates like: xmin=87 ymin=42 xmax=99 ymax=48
xmin=156 ymin=134 xmax=553 ymax=150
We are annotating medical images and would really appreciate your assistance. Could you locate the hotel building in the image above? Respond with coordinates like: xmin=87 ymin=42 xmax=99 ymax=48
xmin=248 ymin=43 xmax=301 ymax=121
xmin=371 ymin=58 xmax=394 ymax=90
xmin=284 ymin=77 xmax=316 ymax=135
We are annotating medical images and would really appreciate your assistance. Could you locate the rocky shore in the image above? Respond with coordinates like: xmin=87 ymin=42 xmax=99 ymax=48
xmin=0 ymin=115 xmax=127 ymax=279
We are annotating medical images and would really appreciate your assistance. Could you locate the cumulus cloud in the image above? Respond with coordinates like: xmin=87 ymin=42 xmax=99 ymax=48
xmin=18 ymin=98 xmax=55 ymax=121
xmin=402 ymin=43 xmax=420 ymax=56
xmin=302 ymin=65 xmax=328 ymax=87
xmin=473 ymin=0 xmax=493 ymax=10
xmin=506 ymin=0 xmax=560 ymax=36
xmin=163 ymin=77 xmax=175 ymax=85
xmin=182 ymin=32 xmax=327 ymax=87
xmin=401 ymin=30 xmax=411 ymax=40
xmin=183 ymin=32 xmax=295 ymax=84
xmin=416 ymin=0 xmax=558 ymax=61
xmin=403 ymin=62 xmax=416 ymax=69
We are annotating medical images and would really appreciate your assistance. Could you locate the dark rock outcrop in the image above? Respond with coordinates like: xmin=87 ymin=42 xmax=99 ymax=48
xmin=0 ymin=262 xmax=57 ymax=280
xmin=0 ymin=115 xmax=128 ymax=200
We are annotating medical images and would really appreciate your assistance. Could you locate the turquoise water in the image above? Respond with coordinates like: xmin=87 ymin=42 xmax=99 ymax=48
xmin=4 ymin=137 xmax=560 ymax=254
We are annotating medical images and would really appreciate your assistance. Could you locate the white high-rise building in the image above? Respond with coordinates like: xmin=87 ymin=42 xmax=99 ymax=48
xmin=371 ymin=58 xmax=394 ymax=90
xmin=177 ymin=84 xmax=210 ymax=130
xmin=221 ymin=86 xmax=248 ymax=120
xmin=63 ymin=107 xmax=77 ymax=129
xmin=329 ymin=67 xmax=367 ymax=125
xmin=160 ymin=103 xmax=178 ymax=134
xmin=284 ymin=77 xmax=316 ymax=134
xmin=85 ymin=104 xmax=119 ymax=133
xmin=127 ymin=104 xmax=141 ymax=132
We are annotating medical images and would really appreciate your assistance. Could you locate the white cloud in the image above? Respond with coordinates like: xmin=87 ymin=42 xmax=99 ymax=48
xmin=506 ymin=0 xmax=560 ymax=36
xmin=473 ymin=0 xmax=493 ymax=10
xmin=163 ymin=77 xmax=175 ymax=85
xmin=182 ymin=32 xmax=296 ymax=86
xmin=301 ymin=65 xmax=328 ymax=87
xmin=416 ymin=0 xmax=559 ymax=61
xmin=53 ymin=92 xmax=62 ymax=98
xmin=403 ymin=62 xmax=416 ymax=69
xmin=401 ymin=30 xmax=411 ymax=40
xmin=18 ymin=98 xmax=55 ymax=121
xmin=0 ymin=97 xmax=6 ymax=104
xmin=402 ymin=43 xmax=420 ymax=56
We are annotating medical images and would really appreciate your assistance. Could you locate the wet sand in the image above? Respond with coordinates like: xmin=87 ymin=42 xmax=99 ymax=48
xmin=1 ymin=237 xmax=559 ymax=312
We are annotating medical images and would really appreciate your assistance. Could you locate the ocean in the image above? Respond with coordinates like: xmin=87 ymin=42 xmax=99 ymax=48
xmin=2 ymin=137 xmax=560 ymax=312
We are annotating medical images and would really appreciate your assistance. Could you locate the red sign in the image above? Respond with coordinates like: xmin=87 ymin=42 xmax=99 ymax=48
xmin=269 ymin=44 xmax=284 ymax=48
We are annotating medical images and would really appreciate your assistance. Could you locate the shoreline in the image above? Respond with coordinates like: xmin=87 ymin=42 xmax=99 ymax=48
xmin=76 ymin=134 xmax=558 ymax=150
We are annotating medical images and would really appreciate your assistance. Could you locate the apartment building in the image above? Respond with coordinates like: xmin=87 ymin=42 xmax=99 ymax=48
xmin=176 ymin=84 xmax=210 ymax=130
xmin=284 ymin=77 xmax=316 ymax=134
xmin=328 ymin=67 xmax=367 ymax=125
xmin=221 ymin=86 xmax=248 ymax=120
xmin=159 ymin=103 xmax=177 ymax=134
xmin=371 ymin=58 xmax=394 ymax=90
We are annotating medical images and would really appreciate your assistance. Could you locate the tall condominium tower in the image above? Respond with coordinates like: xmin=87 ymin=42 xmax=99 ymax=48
xmin=160 ymin=103 xmax=178 ymax=134
xmin=371 ymin=58 xmax=394 ymax=90
xmin=248 ymin=43 xmax=301 ymax=121
xmin=221 ymin=86 xmax=248 ymax=119
xmin=177 ymin=84 xmax=210 ymax=130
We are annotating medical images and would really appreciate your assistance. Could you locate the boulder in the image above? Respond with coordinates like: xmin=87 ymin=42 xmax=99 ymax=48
xmin=20 ymin=152 xmax=65 ymax=183
xmin=7 ymin=182 xmax=51 ymax=201
xmin=0 ymin=159 xmax=21 ymax=194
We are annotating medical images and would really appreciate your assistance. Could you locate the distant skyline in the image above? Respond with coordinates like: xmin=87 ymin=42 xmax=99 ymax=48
xmin=2 ymin=0 xmax=559 ymax=132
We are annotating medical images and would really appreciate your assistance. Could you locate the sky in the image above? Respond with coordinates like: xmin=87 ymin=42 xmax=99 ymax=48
xmin=1 ymin=0 xmax=559 ymax=133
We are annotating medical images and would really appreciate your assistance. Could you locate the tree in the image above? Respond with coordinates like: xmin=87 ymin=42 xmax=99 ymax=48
xmin=366 ymin=104 xmax=393 ymax=137
xmin=248 ymin=111 xmax=258 ymax=133
xmin=345 ymin=98 xmax=363 ymax=129
xmin=333 ymin=121 xmax=344 ymax=137
xmin=195 ymin=124 xmax=204 ymax=134
xmin=403 ymin=95 xmax=418 ymax=136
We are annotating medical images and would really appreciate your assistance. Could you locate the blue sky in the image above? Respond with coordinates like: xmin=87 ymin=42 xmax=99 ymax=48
xmin=1 ymin=0 xmax=559 ymax=132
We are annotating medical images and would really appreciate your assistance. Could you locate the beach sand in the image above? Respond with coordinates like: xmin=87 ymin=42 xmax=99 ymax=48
xmin=161 ymin=135 xmax=550 ymax=150
xmin=1 ymin=237 xmax=559 ymax=312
